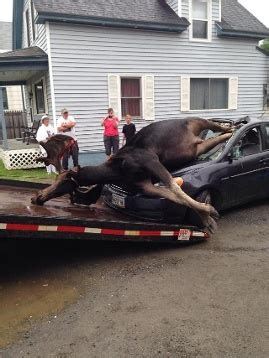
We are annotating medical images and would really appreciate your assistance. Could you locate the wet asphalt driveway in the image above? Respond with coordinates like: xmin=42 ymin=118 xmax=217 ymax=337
xmin=0 ymin=191 xmax=268 ymax=357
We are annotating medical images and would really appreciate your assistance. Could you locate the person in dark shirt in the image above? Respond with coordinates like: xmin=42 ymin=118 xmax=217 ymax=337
xmin=122 ymin=114 xmax=136 ymax=146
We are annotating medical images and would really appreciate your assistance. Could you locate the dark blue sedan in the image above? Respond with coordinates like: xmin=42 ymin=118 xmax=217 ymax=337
xmin=104 ymin=117 xmax=269 ymax=226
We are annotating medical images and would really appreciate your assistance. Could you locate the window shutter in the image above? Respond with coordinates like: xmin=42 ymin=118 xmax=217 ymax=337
xmin=108 ymin=74 xmax=121 ymax=117
xmin=143 ymin=75 xmax=155 ymax=121
xmin=228 ymin=77 xmax=238 ymax=110
xmin=181 ymin=77 xmax=190 ymax=112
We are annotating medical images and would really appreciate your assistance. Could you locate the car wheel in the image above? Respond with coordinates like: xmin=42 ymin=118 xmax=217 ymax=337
xmin=196 ymin=190 xmax=212 ymax=205
xmin=185 ymin=189 xmax=217 ymax=226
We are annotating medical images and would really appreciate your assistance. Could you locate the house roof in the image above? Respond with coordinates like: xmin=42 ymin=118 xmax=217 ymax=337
xmin=0 ymin=46 xmax=47 ymax=59
xmin=0 ymin=47 xmax=48 ymax=86
xmin=0 ymin=22 xmax=12 ymax=51
xmin=33 ymin=0 xmax=190 ymax=32
xmin=217 ymin=0 xmax=269 ymax=39
xmin=12 ymin=0 xmax=269 ymax=50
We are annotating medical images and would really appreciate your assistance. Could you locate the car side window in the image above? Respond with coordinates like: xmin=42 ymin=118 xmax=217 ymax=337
xmin=232 ymin=127 xmax=262 ymax=158
xmin=265 ymin=125 xmax=269 ymax=149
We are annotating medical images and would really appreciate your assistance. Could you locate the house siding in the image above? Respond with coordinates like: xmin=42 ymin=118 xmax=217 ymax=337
xmin=166 ymin=0 xmax=178 ymax=14
xmin=49 ymin=21 xmax=267 ymax=152
xmin=22 ymin=0 xmax=48 ymax=52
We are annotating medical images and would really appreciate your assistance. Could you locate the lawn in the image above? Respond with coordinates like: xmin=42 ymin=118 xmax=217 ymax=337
xmin=0 ymin=160 xmax=56 ymax=182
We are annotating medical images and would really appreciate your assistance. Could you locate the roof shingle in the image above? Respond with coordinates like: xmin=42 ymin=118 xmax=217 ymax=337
xmin=0 ymin=46 xmax=47 ymax=59
xmin=34 ymin=0 xmax=189 ymax=28
xmin=218 ymin=0 xmax=269 ymax=37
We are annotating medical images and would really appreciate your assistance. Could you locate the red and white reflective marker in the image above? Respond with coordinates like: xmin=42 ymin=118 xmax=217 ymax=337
xmin=0 ymin=223 xmax=208 ymax=241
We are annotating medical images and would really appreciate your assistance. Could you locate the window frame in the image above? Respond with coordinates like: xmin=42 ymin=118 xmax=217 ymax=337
xmin=262 ymin=123 xmax=269 ymax=150
xmin=231 ymin=126 xmax=263 ymax=158
xmin=190 ymin=77 xmax=229 ymax=111
xmin=181 ymin=75 xmax=238 ymax=113
xmin=120 ymin=77 xmax=142 ymax=119
xmin=2 ymin=87 xmax=8 ymax=110
xmin=32 ymin=77 xmax=47 ymax=115
xmin=189 ymin=0 xmax=212 ymax=42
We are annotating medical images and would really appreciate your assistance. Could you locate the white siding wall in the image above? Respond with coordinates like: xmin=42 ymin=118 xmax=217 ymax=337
xmin=166 ymin=0 xmax=179 ymax=14
xmin=22 ymin=0 xmax=47 ymax=52
xmin=49 ymin=21 xmax=268 ymax=152
xmin=21 ymin=1 xmax=50 ymax=122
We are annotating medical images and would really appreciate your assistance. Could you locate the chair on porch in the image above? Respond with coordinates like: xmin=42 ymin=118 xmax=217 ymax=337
xmin=22 ymin=115 xmax=42 ymax=145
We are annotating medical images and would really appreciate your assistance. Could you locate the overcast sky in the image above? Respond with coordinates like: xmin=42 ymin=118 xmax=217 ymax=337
xmin=0 ymin=0 xmax=269 ymax=27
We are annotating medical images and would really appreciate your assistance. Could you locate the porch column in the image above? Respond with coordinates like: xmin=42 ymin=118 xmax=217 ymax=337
xmin=0 ymin=87 xmax=8 ymax=150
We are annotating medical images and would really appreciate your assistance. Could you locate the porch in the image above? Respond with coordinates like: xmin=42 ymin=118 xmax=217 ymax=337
xmin=0 ymin=47 xmax=48 ymax=170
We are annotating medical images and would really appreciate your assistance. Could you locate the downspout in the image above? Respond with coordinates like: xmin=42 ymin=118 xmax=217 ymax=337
xmin=0 ymin=88 xmax=8 ymax=150
xmin=45 ymin=22 xmax=57 ymax=129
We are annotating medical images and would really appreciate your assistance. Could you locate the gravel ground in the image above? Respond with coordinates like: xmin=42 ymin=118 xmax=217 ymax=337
xmin=0 ymin=200 xmax=268 ymax=358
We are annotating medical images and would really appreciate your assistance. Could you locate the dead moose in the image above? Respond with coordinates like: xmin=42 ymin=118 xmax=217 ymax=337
xmin=31 ymin=117 xmax=233 ymax=233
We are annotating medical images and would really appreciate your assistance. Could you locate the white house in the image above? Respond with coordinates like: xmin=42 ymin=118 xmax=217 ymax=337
xmin=0 ymin=0 xmax=268 ymax=152
xmin=0 ymin=21 xmax=24 ymax=111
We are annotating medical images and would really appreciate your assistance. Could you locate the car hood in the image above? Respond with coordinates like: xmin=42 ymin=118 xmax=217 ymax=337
xmin=171 ymin=160 xmax=213 ymax=177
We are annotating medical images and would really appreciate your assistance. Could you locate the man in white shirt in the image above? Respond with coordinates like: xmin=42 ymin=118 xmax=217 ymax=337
xmin=57 ymin=108 xmax=79 ymax=170
xmin=36 ymin=114 xmax=57 ymax=174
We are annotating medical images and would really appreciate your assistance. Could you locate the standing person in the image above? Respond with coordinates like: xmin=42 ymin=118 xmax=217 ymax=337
xmin=57 ymin=108 xmax=79 ymax=170
xmin=122 ymin=114 xmax=136 ymax=146
xmin=36 ymin=114 xmax=57 ymax=174
xmin=101 ymin=108 xmax=120 ymax=158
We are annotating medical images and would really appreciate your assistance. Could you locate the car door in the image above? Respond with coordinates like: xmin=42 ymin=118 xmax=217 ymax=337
xmin=220 ymin=126 xmax=265 ymax=207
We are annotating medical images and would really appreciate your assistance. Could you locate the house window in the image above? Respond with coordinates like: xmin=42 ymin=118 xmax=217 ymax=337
xmin=121 ymin=78 xmax=142 ymax=117
xmin=190 ymin=78 xmax=228 ymax=110
xmin=191 ymin=0 xmax=210 ymax=40
xmin=34 ymin=80 xmax=45 ymax=114
xmin=30 ymin=0 xmax=36 ymax=40
xmin=2 ymin=88 xmax=8 ymax=110
xmin=25 ymin=9 xmax=31 ymax=46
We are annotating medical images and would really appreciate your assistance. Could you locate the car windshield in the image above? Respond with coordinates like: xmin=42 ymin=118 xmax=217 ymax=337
xmin=197 ymin=127 xmax=232 ymax=161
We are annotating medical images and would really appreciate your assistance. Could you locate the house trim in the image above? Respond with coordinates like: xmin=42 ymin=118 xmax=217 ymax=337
xmin=181 ymin=75 xmax=238 ymax=112
xmin=12 ymin=0 xmax=23 ymax=50
xmin=31 ymin=75 xmax=48 ymax=115
xmin=45 ymin=22 xmax=57 ymax=128
xmin=216 ymin=23 xmax=269 ymax=40
xmin=36 ymin=13 xmax=189 ymax=33
xmin=189 ymin=0 xmax=212 ymax=43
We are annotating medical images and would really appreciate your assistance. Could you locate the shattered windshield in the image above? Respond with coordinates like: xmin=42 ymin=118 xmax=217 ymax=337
xmin=198 ymin=128 xmax=231 ymax=161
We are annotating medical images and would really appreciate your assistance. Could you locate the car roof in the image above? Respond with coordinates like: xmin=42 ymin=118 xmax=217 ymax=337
xmin=209 ymin=116 xmax=269 ymax=127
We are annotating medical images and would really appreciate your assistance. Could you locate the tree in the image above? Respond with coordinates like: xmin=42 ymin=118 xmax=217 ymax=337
xmin=260 ymin=38 xmax=269 ymax=52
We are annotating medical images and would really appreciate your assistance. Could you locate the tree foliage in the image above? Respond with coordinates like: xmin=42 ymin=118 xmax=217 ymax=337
xmin=260 ymin=38 xmax=269 ymax=52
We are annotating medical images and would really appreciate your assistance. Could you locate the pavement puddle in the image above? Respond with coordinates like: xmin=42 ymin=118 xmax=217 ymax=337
xmin=0 ymin=278 xmax=78 ymax=348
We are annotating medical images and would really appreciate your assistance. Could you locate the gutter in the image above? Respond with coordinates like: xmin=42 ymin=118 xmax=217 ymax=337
xmin=216 ymin=23 xmax=269 ymax=40
xmin=36 ymin=12 xmax=190 ymax=33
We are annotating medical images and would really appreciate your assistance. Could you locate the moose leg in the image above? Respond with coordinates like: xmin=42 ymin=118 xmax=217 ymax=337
xmin=140 ymin=157 xmax=219 ymax=232
xmin=196 ymin=132 xmax=233 ymax=156
xmin=138 ymin=179 xmax=217 ymax=233
xmin=206 ymin=120 xmax=234 ymax=134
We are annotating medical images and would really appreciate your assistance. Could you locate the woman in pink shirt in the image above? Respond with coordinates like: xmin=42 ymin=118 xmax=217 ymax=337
xmin=101 ymin=108 xmax=120 ymax=158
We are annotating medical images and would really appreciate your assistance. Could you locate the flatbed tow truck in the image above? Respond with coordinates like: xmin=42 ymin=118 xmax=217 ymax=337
xmin=0 ymin=181 xmax=208 ymax=244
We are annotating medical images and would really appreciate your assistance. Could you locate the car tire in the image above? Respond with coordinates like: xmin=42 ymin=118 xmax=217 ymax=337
xmin=196 ymin=190 xmax=212 ymax=206
xmin=185 ymin=189 xmax=217 ymax=226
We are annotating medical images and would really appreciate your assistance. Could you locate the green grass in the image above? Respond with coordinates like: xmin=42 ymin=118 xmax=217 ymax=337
xmin=0 ymin=160 xmax=57 ymax=182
